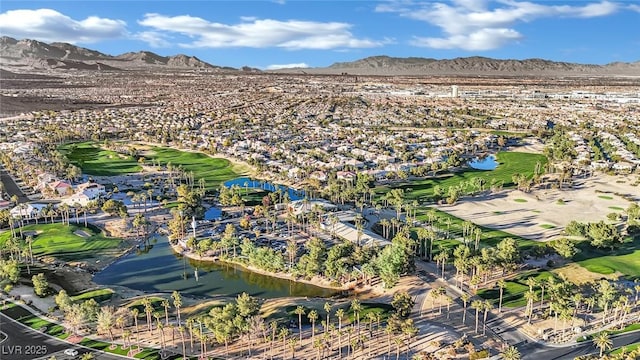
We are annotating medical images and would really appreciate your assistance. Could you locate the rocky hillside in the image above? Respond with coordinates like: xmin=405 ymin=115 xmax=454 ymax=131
xmin=0 ymin=36 xmax=226 ymax=71
xmin=297 ymin=55 xmax=640 ymax=76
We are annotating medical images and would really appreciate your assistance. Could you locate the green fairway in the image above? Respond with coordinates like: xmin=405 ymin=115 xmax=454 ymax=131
xmin=415 ymin=207 xmax=537 ymax=251
xmin=70 ymin=288 xmax=115 ymax=302
xmin=381 ymin=152 xmax=546 ymax=203
xmin=0 ymin=223 xmax=123 ymax=261
xmin=574 ymin=237 xmax=640 ymax=277
xmin=60 ymin=141 xmax=249 ymax=189
xmin=59 ymin=142 xmax=141 ymax=176
xmin=477 ymin=270 xmax=556 ymax=308
xmin=147 ymin=147 xmax=248 ymax=189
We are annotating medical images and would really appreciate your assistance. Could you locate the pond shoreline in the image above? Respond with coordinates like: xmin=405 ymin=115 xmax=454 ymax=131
xmin=169 ymin=240 xmax=381 ymax=297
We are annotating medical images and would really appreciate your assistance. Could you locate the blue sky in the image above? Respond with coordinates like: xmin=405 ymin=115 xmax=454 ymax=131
xmin=1 ymin=1 xmax=639 ymax=69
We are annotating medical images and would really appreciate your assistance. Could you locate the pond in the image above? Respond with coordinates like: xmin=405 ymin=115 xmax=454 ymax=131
xmin=93 ymin=236 xmax=338 ymax=299
xmin=468 ymin=155 xmax=499 ymax=170
xmin=204 ymin=177 xmax=306 ymax=221
xmin=224 ymin=177 xmax=305 ymax=201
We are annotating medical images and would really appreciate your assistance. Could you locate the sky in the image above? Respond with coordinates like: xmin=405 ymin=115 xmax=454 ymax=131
xmin=1 ymin=1 xmax=639 ymax=69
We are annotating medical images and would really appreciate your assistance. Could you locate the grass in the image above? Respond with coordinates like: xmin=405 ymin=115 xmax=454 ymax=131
xmin=598 ymin=195 xmax=614 ymax=200
xmin=574 ymin=237 xmax=640 ymax=277
xmin=70 ymin=288 xmax=115 ymax=302
xmin=59 ymin=141 xmax=141 ymax=176
xmin=539 ymin=224 xmax=556 ymax=229
xmin=60 ymin=141 xmax=249 ymax=189
xmin=477 ymin=270 xmax=556 ymax=308
xmin=380 ymin=152 xmax=547 ymax=203
xmin=611 ymin=342 xmax=640 ymax=355
xmin=146 ymin=147 xmax=248 ymax=190
xmin=514 ymin=198 xmax=528 ymax=203
xmin=0 ymin=223 xmax=123 ymax=261
xmin=416 ymin=207 xmax=537 ymax=251
xmin=609 ymin=206 xmax=625 ymax=211
xmin=578 ymin=323 xmax=640 ymax=343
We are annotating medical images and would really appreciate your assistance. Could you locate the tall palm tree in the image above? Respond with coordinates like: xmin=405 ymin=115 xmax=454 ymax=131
xmin=336 ymin=308 xmax=345 ymax=357
xmin=350 ymin=299 xmax=362 ymax=333
xmin=593 ymin=331 xmax=612 ymax=357
xmin=497 ymin=279 xmax=506 ymax=314
xmin=323 ymin=302 xmax=332 ymax=335
xmin=471 ymin=300 xmax=483 ymax=334
xmin=142 ymin=297 xmax=153 ymax=334
xmin=308 ymin=310 xmax=318 ymax=342
xmin=172 ymin=291 xmax=183 ymax=326
xmin=461 ymin=293 xmax=470 ymax=325
xmin=130 ymin=308 xmax=140 ymax=349
xmin=162 ymin=299 xmax=170 ymax=325
xmin=482 ymin=300 xmax=493 ymax=336
xmin=294 ymin=306 xmax=305 ymax=342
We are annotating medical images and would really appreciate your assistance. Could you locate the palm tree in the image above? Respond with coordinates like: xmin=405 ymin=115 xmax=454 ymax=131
xmin=593 ymin=331 xmax=612 ymax=357
xmin=308 ymin=310 xmax=318 ymax=342
xmin=130 ymin=308 xmax=141 ymax=349
xmin=500 ymin=346 xmax=521 ymax=360
xmin=471 ymin=300 xmax=483 ymax=334
xmin=323 ymin=302 xmax=332 ymax=335
xmin=97 ymin=306 xmax=116 ymax=342
xmin=482 ymin=300 xmax=493 ymax=335
xmin=279 ymin=327 xmax=289 ymax=359
xmin=350 ymin=299 xmax=362 ymax=333
xmin=461 ymin=293 xmax=470 ymax=325
xmin=336 ymin=308 xmax=345 ymax=357
xmin=497 ymin=279 xmax=506 ymax=314
xmin=142 ymin=297 xmax=153 ymax=334
xmin=162 ymin=299 xmax=170 ymax=325
xmin=294 ymin=306 xmax=305 ymax=341
xmin=172 ymin=291 xmax=183 ymax=326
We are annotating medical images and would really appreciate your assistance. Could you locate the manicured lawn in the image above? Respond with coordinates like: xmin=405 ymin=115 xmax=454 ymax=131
xmin=147 ymin=147 xmax=248 ymax=189
xmin=578 ymin=323 xmax=640 ymax=343
xmin=611 ymin=341 xmax=640 ymax=355
xmin=0 ymin=223 xmax=123 ymax=261
xmin=609 ymin=206 xmax=624 ymax=211
xmin=60 ymin=141 xmax=249 ymax=189
xmin=59 ymin=141 xmax=141 ymax=176
xmin=514 ymin=198 xmax=528 ymax=203
xmin=574 ymin=238 xmax=640 ymax=277
xmin=578 ymin=251 xmax=640 ymax=277
xmin=415 ymin=207 xmax=537 ymax=251
xmin=70 ymin=288 xmax=115 ymax=302
xmin=598 ymin=195 xmax=614 ymax=200
xmin=380 ymin=152 xmax=546 ymax=203
xmin=539 ymin=224 xmax=556 ymax=229
xmin=477 ymin=270 xmax=556 ymax=308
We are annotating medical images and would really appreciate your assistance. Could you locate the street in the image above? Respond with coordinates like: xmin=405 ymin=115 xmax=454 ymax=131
xmin=0 ymin=312 xmax=123 ymax=360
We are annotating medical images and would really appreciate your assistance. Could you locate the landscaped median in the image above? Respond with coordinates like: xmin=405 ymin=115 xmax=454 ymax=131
xmin=0 ymin=298 xmax=191 ymax=360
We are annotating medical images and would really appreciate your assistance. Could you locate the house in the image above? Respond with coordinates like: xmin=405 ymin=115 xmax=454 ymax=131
xmin=48 ymin=180 xmax=72 ymax=196
xmin=9 ymin=203 xmax=47 ymax=220
xmin=76 ymin=181 xmax=106 ymax=200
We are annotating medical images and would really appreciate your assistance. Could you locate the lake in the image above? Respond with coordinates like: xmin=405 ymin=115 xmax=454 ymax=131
xmin=93 ymin=236 xmax=338 ymax=299
xmin=468 ymin=155 xmax=499 ymax=170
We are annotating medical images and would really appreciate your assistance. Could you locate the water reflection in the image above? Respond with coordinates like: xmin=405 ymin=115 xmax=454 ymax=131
xmin=94 ymin=236 xmax=336 ymax=298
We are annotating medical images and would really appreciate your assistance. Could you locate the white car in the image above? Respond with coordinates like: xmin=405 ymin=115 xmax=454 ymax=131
xmin=64 ymin=348 xmax=78 ymax=356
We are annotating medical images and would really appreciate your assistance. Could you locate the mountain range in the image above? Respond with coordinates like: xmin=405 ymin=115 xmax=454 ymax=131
xmin=1 ymin=36 xmax=639 ymax=76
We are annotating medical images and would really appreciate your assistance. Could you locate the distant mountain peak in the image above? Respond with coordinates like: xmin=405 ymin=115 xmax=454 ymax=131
xmin=0 ymin=36 xmax=231 ymax=71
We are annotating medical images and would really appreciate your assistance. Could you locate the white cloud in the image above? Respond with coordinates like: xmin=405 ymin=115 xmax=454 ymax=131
xmin=137 ymin=13 xmax=384 ymax=50
xmin=377 ymin=1 xmax=619 ymax=51
xmin=135 ymin=31 xmax=171 ymax=48
xmin=0 ymin=8 xmax=126 ymax=43
xmin=629 ymin=4 xmax=640 ymax=13
xmin=266 ymin=62 xmax=309 ymax=70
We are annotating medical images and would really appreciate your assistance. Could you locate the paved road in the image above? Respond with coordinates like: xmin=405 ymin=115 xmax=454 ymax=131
xmin=0 ymin=166 xmax=29 ymax=203
xmin=0 ymin=312 xmax=123 ymax=360
xmin=520 ymin=330 xmax=640 ymax=360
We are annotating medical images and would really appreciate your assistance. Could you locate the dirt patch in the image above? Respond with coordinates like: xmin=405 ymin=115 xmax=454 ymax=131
xmin=552 ymin=263 xmax=622 ymax=284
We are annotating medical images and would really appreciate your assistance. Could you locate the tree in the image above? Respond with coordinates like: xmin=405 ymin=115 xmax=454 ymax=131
xmin=97 ymin=306 xmax=116 ymax=342
xmin=294 ymin=306 xmax=305 ymax=341
xmin=323 ymin=302 xmax=332 ymax=335
xmin=32 ymin=273 xmax=48 ymax=297
xmin=308 ymin=310 xmax=318 ymax=342
xmin=471 ymin=300 xmax=483 ymax=334
xmin=461 ymin=293 xmax=470 ymax=325
xmin=500 ymin=346 xmax=521 ymax=360
xmin=497 ymin=279 xmax=506 ymax=314
xmin=172 ymin=290 xmax=183 ymax=326
xmin=391 ymin=291 xmax=414 ymax=318
xmin=55 ymin=289 xmax=72 ymax=312
xmin=593 ymin=331 xmax=612 ymax=357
